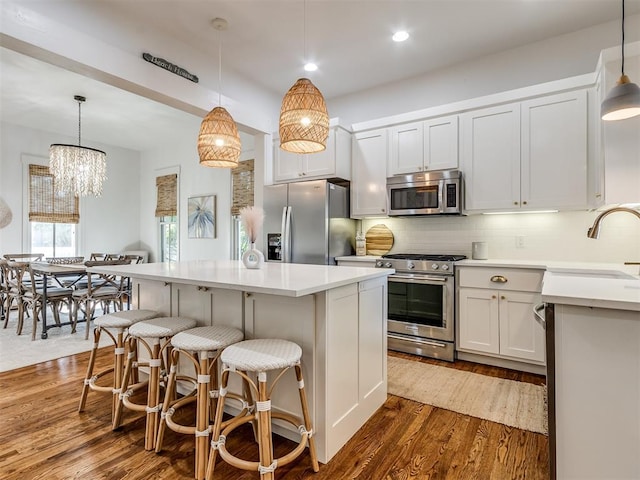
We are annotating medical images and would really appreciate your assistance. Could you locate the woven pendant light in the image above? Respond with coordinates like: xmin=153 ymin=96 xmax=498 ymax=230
xmin=279 ymin=0 xmax=329 ymax=154
xmin=279 ymin=78 xmax=329 ymax=153
xmin=198 ymin=18 xmax=241 ymax=168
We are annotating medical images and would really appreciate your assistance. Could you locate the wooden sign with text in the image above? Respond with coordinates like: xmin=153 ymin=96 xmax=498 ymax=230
xmin=142 ymin=53 xmax=199 ymax=83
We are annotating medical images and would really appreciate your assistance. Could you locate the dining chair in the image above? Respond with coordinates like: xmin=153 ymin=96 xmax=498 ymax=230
xmin=0 ymin=259 xmax=15 ymax=327
xmin=7 ymin=261 xmax=74 ymax=339
xmin=71 ymin=259 xmax=130 ymax=339
xmin=46 ymin=256 xmax=85 ymax=265
xmin=3 ymin=253 xmax=44 ymax=262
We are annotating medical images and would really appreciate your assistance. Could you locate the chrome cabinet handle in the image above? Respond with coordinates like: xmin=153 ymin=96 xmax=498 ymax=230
xmin=533 ymin=302 xmax=546 ymax=329
xmin=490 ymin=275 xmax=508 ymax=283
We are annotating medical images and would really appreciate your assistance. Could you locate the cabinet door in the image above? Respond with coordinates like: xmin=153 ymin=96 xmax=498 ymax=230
xmin=389 ymin=122 xmax=423 ymax=175
xmin=498 ymin=291 xmax=545 ymax=363
xmin=521 ymin=90 xmax=588 ymax=210
xmin=424 ymin=115 xmax=459 ymax=171
xmin=461 ymin=103 xmax=521 ymax=211
xmin=457 ymin=287 xmax=500 ymax=354
xmin=273 ymin=144 xmax=302 ymax=182
xmin=303 ymin=127 xmax=337 ymax=179
xmin=351 ymin=129 xmax=389 ymax=217
xmin=172 ymin=283 xmax=243 ymax=328
xmin=131 ymin=278 xmax=171 ymax=315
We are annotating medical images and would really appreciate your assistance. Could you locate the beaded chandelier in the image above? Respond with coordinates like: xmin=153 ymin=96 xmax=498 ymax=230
xmin=50 ymin=95 xmax=107 ymax=197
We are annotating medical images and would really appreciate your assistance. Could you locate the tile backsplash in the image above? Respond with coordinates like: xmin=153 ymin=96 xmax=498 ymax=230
xmin=361 ymin=210 xmax=640 ymax=263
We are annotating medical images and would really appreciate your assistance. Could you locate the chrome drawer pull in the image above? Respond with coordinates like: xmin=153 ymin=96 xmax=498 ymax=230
xmin=490 ymin=275 xmax=508 ymax=283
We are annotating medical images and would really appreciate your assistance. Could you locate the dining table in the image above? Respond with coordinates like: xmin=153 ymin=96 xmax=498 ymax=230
xmin=30 ymin=262 xmax=87 ymax=339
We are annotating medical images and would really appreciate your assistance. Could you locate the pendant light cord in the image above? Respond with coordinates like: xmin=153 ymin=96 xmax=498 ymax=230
xmin=303 ymin=0 xmax=307 ymax=62
xmin=218 ymin=28 xmax=222 ymax=107
xmin=621 ymin=0 xmax=625 ymax=76
xmin=77 ymin=98 xmax=82 ymax=146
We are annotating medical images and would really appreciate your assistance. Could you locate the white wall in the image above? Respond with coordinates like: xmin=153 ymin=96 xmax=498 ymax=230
xmin=361 ymin=210 xmax=640 ymax=264
xmin=138 ymin=124 xmax=235 ymax=262
xmin=0 ymin=122 xmax=142 ymax=258
xmin=329 ymin=14 xmax=640 ymax=127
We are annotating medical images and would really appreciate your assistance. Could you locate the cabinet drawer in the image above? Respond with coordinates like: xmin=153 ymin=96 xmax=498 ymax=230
xmin=457 ymin=267 xmax=543 ymax=292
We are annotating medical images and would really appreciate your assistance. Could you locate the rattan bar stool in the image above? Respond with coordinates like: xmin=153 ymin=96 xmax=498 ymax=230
xmin=206 ymin=339 xmax=319 ymax=480
xmin=112 ymin=316 xmax=197 ymax=450
xmin=78 ymin=309 xmax=159 ymax=418
xmin=155 ymin=325 xmax=246 ymax=480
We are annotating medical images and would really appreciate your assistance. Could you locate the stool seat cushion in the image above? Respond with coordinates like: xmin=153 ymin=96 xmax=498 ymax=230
xmin=171 ymin=325 xmax=244 ymax=351
xmin=95 ymin=309 xmax=159 ymax=328
xmin=128 ymin=317 xmax=197 ymax=338
xmin=221 ymin=339 xmax=302 ymax=372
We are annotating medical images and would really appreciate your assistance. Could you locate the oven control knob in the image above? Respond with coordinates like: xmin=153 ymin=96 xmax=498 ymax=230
xmin=407 ymin=262 xmax=415 ymax=270
xmin=441 ymin=264 xmax=449 ymax=271
xmin=384 ymin=262 xmax=393 ymax=268
xmin=376 ymin=261 xmax=383 ymax=267
xmin=431 ymin=263 xmax=439 ymax=270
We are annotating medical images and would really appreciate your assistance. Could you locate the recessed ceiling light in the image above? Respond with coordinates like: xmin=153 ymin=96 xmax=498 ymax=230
xmin=304 ymin=62 xmax=318 ymax=72
xmin=392 ymin=31 xmax=409 ymax=42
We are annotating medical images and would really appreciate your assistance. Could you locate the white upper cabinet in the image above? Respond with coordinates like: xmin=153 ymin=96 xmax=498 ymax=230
xmin=273 ymin=125 xmax=352 ymax=183
xmin=521 ymin=90 xmax=588 ymax=210
xmin=461 ymin=103 xmax=521 ymax=211
xmin=462 ymin=89 xmax=589 ymax=213
xmin=388 ymin=115 xmax=458 ymax=176
xmin=351 ymin=129 xmax=389 ymax=218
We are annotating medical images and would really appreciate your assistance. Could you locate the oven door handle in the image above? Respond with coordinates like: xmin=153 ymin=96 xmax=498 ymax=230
xmin=388 ymin=274 xmax=448 ymax=284
xmin=388 ymin=333 xmax=448 ymax=349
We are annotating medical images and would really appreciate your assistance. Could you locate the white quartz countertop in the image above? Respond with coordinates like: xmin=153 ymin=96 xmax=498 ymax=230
xmin=89 ymin=260 xmax=394 ymax=298
xmin=457 ymin=258 xmax=640 ymax=312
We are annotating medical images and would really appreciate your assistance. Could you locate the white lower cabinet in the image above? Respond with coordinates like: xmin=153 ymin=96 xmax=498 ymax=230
xmin=457 ymin=267 xmax=545 ymax=365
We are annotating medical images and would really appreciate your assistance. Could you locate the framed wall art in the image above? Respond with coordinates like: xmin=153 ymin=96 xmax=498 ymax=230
xmin=187 ymin=194 xmax=216 ymax=238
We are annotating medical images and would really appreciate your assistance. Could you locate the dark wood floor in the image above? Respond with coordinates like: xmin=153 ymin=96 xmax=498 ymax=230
xmin=0 ymin=348 xmax=548 ymax=479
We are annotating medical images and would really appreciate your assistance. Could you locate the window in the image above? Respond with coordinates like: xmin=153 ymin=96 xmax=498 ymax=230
xmin=156 ymin=173 xmax=178 ymax=262
xmin=28 ymin=164 xmax=79 ymax=257
xmin=159 ymin=215 xmax=178 ymax=262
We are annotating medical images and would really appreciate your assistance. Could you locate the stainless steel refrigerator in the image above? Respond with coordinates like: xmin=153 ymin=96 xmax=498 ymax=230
xmin=263 ymin=179 xmax=356 ymax=265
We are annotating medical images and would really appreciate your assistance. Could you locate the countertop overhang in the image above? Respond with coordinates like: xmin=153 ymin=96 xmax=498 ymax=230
xmin=89 ymin=260 xmax=394 ymax=297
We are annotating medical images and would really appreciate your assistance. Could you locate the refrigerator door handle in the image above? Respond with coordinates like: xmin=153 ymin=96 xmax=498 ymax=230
xmin=283 ymin=206 xmax=292 ymax=263
xmin=280 ymin=206 xmax=288 ymax=262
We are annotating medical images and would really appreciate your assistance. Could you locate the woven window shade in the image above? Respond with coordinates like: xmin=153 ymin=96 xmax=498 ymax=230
xmin=155 ymin=174 xmax=178 ymax=217
xmin=231 ymin=159 xmax=254 ymax=215
xmin=28 ymin=164 xmax=79 ymax=224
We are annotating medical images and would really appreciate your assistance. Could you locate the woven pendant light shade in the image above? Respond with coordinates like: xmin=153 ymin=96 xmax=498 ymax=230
xmin=198 ymin=106 xmax=241 ymax=168
xmin=279 ymin=78 xmax=329 ymax=154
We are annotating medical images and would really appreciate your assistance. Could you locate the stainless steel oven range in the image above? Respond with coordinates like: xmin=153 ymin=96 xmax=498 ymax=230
xmin=376 ymin=253 xmax=466 ymax=362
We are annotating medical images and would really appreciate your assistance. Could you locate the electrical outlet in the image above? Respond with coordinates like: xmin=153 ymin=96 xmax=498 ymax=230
xmin=516 ymin=235 xmax=525 ymax=248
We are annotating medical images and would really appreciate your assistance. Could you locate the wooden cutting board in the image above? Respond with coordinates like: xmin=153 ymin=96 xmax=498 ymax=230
xmin=365 ymin=224 xmax=394 ymax=255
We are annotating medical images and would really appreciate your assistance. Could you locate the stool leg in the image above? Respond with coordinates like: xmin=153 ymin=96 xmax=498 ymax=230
xmin=195 ymin=352 xmax=211 ymax=480
xmin=295 ymin=365 xmax=319 ymax=472
xmin=155 ymin=349 xmax=180 ymax=453
xmin=145 ymin=339 xmax=162 ymax=450
xmin=257 ymin=372 xmax=275 ymax=480
xmin=113 ymin=336 xmax=137 ymax=431
xmin=112 ymin=328 xmax=126 ymax=419
xmin=206 ymin=369 xmax=229 ymax=480
xmin=78 ymin=326 xmax=101 ymax=412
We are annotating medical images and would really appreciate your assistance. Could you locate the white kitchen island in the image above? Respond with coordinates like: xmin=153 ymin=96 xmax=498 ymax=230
xmin=541 ymin=266 xmax=640 ymax=480
xmin=89 ymin=260 xmax=393 ymax=464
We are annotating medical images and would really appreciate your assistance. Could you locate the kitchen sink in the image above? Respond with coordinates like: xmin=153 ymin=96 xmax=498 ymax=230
xmin=548 ymin=268 xmax=639 ymax=280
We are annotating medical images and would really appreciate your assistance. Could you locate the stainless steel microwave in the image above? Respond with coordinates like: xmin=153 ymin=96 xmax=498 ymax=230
xmin=387 ymin=169 xmax=463 ymax=216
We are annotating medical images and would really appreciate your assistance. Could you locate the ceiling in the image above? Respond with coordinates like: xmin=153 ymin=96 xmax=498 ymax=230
xmin=2 ymin=0 xmax=639 ymax=152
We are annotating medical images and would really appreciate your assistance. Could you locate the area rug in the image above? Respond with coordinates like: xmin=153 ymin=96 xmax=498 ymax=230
xmin=0 ymin=313 xmax=109 ymax=372
xmin=387 ymin=355 xmax=548 ymax=435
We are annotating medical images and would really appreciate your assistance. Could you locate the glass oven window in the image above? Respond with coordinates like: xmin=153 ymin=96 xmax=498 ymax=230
xmin=388 ymin=280 xmax=444 ymax=327
xmin=390 ymin=185 xmax=439 ymax=210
